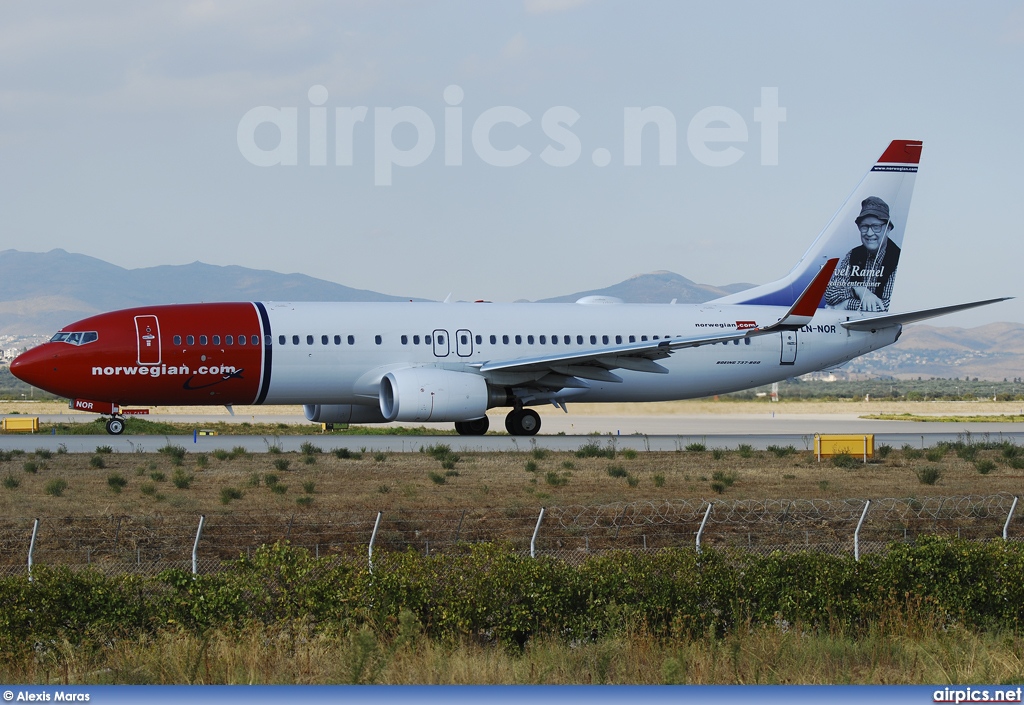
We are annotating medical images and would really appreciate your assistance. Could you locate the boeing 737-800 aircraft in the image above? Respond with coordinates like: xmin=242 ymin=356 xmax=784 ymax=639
xmin=10 ymin=140 xmax=1009 ymax=435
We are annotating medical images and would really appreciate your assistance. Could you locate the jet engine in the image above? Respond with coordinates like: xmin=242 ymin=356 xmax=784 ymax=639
xmin=303 ymin=404 xmax=388 ymax=424
xmin=379 ymin=368 xmax=495 ymax=422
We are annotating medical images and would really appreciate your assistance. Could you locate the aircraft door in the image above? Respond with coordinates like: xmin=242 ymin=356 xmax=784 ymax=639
xmin=135 ymin=315 xmax=161 ymax=365
xmin=780 ymin=331 xmax=797 ymax=365
xmin=456 ymin=329 xmax=473 ymax=357
xmin=432 ymin=329 xmax=449 ymax=357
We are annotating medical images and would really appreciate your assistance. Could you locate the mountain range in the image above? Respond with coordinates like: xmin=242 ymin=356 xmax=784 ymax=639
xmin=1 ymin=249 xmax=1020 ymax=380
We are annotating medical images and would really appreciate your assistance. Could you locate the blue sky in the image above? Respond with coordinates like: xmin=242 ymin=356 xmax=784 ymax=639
xmin=1 ymin=1 xmax=1022 ymax=325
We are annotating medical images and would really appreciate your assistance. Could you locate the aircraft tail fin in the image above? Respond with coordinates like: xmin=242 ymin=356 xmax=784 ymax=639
xmin=712 ymin=140 xmax=922 ymax=313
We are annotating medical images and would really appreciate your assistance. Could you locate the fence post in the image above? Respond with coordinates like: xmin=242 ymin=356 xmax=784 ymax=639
xmin=368 ymin=511 xmax=382 ymax=574
xmin=530 ymin=508 xmax=545 ymax=558
xmin=28 ymin=518 xmax=39 ymax=582
xmin=854 ymin=500 xmax=871 ymax=561
xmin=1004 ymin=496 xmax=1019 ymax=541
xmin=192 ymin=514 xmax=206 ymax=575
xmin=696 ymin=502 xmax=712 ymax=554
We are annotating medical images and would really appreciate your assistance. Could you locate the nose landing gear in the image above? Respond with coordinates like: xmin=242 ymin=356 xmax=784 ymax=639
xmin=104 ymin=416 xmax=125 ymax=435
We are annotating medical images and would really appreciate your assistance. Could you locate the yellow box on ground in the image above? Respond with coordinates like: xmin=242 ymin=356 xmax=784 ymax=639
xmin=815 ymin=433 xmax=874 ymax=459
xmin=2 ymin=417 xmax=39 ymax=432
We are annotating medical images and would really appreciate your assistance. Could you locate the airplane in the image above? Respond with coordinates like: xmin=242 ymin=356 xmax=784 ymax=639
xmin=10 ymin=140 xmax=1010 ymax=436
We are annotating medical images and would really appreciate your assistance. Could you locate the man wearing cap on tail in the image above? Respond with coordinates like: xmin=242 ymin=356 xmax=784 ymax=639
xmin=825 ymin=195 xmax=902 ymax=312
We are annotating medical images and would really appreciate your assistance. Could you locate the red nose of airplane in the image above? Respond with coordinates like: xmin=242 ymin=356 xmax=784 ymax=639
xmin=10 ymin=344 xmax=58 ymax=392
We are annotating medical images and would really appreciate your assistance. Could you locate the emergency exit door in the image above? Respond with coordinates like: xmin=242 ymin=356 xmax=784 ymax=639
xmin=135 ymin=315 xmax=161 ymax=365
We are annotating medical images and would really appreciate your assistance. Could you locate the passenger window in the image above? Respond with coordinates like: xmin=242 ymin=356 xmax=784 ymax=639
xmin=212 ymin=335 xmax=220 ymax=345
xmin=238 ymin=335 xmax=246 ymax=345
xmin=515 ymin=335 xmax=522 ymax=345
xmin=186 ymin=335 xmax=195 ymax=346
xmin=425 ymin=335 xmax=432 ymax=344
xmin=629 ymin=335 xmax=636 ymax=343
xmin=641 ymin=336 xmax=648 ymax=341
xmin=252 ymin=336 xmax=260 ymax=346
xmin=536 ymin=335 xmax=543 ymax=344
xmin=563 ymin=335 xmax=570 ymax=345
xmin=461 ymin=334 xmax=468 ymax=345
xmin=489 ymin=335 xmax=496 ymax=344
xmin=502 ymin=335 xmax=509 ymax=344
xmin=401 ymin=335 xmax=408 ymax=345
xmin=334 ymin=335 xmax=341 ymax=345
xmin=577 ymin=335 xmax=583 ymax=345
xmin=322 ymin=335 xmax=329 ymax=345
xmin=292 ymin=335 xmax=300 ymax=345
xmin=413 ymin=335 xmax=420 ymax=344
xmin=306 ymin=335 xmax=314 ymax=345
xmin=375 ymin=335 xmax=382 ymax=345
xmin=437 ymin=335 xmax=445 ymax=344
xmin=200 ymin=335 xmax=208 ymax=345
xmin=174 ymin=335 xmax=182 ymax=346
xmin=264 ymin=335 xmax=271 ymax=346
xmin=589 ymin=335 xmax=596 ymax=344
xmin=615 ymin=335 xmax=622 ymax=344
xmin=348 ymin=335 xmax=355 ymax=345
xmin=551 ymin=335 xmax=558 ymax=345
xmin=653 ymin=335 xmax=660 ymax=340
xmin=278 ymin=335 xmax=285 ymax=346
xmin=226 ymin=335 xmax=233 ymax=345
xmin=475 ymin=335 xmax=482 ymax=344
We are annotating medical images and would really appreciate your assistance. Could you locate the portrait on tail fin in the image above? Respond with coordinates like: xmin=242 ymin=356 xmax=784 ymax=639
xmin=824 ymin=196 xmax=901 ymax=312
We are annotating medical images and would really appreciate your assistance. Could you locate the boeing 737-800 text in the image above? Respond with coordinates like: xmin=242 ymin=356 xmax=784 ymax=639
xmin=10 ymin=140 xmax=1009 ymax=435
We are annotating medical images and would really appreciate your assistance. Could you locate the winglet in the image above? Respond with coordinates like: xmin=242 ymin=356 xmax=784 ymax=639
xmin=761 ymin=258 xmax=839 ymax=331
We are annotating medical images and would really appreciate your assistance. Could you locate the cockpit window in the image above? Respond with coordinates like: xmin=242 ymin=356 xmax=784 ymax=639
xmin=50 ymin=331 xmax=98 ymax=346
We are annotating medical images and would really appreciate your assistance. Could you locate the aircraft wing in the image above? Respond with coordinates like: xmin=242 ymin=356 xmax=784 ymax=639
xmin=840 ymin=297 xmax=1013 ymax=331
xmin=474 ymin=259 xmax=840 ymax=388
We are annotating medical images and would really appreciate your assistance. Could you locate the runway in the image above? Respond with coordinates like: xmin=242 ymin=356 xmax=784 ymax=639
xmin=2 ymin=412 xmax=1022 ymax=453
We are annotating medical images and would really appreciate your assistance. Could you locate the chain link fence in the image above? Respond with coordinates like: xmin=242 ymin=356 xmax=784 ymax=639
xmin=0 ymin=493 xmax=1019 ymax=576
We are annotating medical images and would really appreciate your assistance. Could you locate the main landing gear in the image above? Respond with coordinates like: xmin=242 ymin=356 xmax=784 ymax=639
xmin=454 ymin=417 xmax=490 ymax=436
xmin=104 ymin=416 xmax=125 ymax=435
xmin=505 ymin=408 xmax=541 ymax=436
xmin=453 ymin=409 xmax=542 ymax=436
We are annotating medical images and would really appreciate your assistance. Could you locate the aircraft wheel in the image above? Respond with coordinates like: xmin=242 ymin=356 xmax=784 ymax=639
xmin=105 ymin=417 xmax=125 ymax=435
xmin=506 ymin=409 xmax=541 ymax=436
xmin=463 ymin=417 xmax=489 ymax=435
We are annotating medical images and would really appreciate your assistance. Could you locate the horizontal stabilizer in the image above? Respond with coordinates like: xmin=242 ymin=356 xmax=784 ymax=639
xmin=840 ymin=297 xmax=1013 ymax=331
xmin=760 ymin=259 xmax=839 ymax=331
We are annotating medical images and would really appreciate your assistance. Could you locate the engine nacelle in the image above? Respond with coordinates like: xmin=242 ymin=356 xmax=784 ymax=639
xmin=380 ymin=368 xmax=490 ymax=422
xmin=303 ymin=404 xmax=388 ymax=424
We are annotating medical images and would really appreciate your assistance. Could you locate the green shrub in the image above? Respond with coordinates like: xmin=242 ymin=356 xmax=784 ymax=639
xmin=711 ymin=449 xmax=725 ymax=460
xmin=975 ymin=459 xmax=997 ymax=475
xmin=902 ymin=444 xmax=923 ymax=460
xmin=220 ymin=487 xmax=244 ymax=504
xmin=524 ymin=460 xmax=538 ymax=473
xmin=34 ymin=448 xmax=52 ymax=459
xmin=530 ymin=447 xmax=550 ymax=460
xmin=621 ymin=449 xmax=638 ymax=460
xmin=916 ymin=466 xmax=942 ymax=485
xmin=107 ymin=474 xmax=128 ymax=492
xmin=876 ymin=444 xmax=893 ymax=459
xmin=374 ymin=452 xmax=387 ymax=463
xmin=140 ymin=482 xmax=157 ymax=496
xmin=270 ymin=483 xmax=287 ymax=495
xmin=685 ymin=443 xmax=706 ymax=452
xmin=296 ymin=496 xmax=314 ymax=507
xmin=576 ymin=442 xmax=615 ymax=459
xmin=195 ymin=454 xmax=209 ymax=468
xmin=653 ymin=473 xmax=665 ymax=488
xmin=831 ymin=452 xmax=859 ymax=469
xmin=711 ymin=470 xmax=736 ymax=487
xmin=545 ymin=471 xmax=569 ymax=487
xmin=158 ymin=444 xmax=186 ymax=461
xmin=22 ymin=461 xmax=38 ymax=474
xmin=925 ymin=448 xmax=946 ymax=463
xmin=767 ymin=444 xmax=796 ymax=457
xmin=302 ymin=454 xmax=317 ymax=465
xmin=263 ymin=473 xmax=280 ymax=487
xmin=625 ymin=474 xmax=639 ymax=488
xmin=737 ymin=444 xmax=754 ymax=458
xmin=428 ymin=471 xmax=446 ymax=485
xmin=606 ymin=465 xmax=627 ymax=478
xmin=300 ymin=442 xmax=323 ymax=455
xmin=171 ymin=469 xmax=193 ymax=489
xmin=213 ymin=449 xmax=230 ymax=461
xmin=150 ymin=471 xmax=166 ymax=482
xmin=710 ymin=481 xmax=725 ymax=494
xmin=88 ymin=455 xmax=105 ymax=469
xmin=44 ymin=478 xmax=68 ymax=497
xmin=273 ymin=458 xmax=291 ymax=472
xmin=302 ymin=481 xmax=316 ymax=494
xmin=334 ymin=448 xmax=361 ymax=459
xmin=3 ymin=475 xmax=20 ymax=489
xmin=95 ymin=445 xmax=114 ymax=454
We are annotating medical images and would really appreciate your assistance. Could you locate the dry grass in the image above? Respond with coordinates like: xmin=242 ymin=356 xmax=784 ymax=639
xmin=8 ymin=621 xmax=1023 ymax=685
xmin=1 ymin=443 xmax=1023 ymax=519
